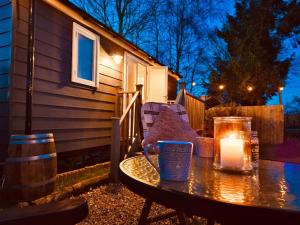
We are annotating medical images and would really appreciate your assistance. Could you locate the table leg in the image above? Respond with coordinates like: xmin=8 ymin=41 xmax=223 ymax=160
xmin=138 ymin=199 xmax=153 ymax=225
xmin=177 ymin=212 xmax=188 ymax=225
xmin=147 ymin=211 xmax=178 ymax=223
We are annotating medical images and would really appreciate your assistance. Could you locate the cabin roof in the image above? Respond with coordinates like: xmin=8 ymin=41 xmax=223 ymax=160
xmin=46 ymin=0 xmax=182 ymax=78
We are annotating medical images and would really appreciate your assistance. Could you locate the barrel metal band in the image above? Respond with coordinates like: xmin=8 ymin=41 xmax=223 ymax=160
xmin=10 ymin=138 xmax=54 ymax=145
xmin=11 ymin=177 xmax=56 ymax=189
xmin=10 ymin=133 xmax=53 ymax=140
xmin=6 ymin=152 xmax=57 ymax=163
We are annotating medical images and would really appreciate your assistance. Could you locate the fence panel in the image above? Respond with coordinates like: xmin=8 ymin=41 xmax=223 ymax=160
xmin=185 ymin=93 xmax=205 ymax=132
xmin=205 ymin=105 xmax=284 ymax=144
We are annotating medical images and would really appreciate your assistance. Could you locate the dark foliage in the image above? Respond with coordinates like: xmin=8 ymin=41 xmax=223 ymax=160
xmin=207 ymin=0 xmax=299 ymax=105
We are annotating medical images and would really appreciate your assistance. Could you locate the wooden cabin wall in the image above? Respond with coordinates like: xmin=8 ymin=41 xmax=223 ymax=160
xmin=168 ymin=75 xmax=178 ymax=101
xmin=0 ymin=0 xmax=12 ymax=159
xmin=10 ymin=0 xmax=123 ymax=154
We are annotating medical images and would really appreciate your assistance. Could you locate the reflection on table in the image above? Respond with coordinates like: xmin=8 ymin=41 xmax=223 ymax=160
xmin=121 ymin=155 xmax=300 ymax=211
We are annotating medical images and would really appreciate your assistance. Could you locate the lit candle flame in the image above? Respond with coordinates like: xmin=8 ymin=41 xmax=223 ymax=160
xmin=228 ymin=134 xmax=236 ymax=139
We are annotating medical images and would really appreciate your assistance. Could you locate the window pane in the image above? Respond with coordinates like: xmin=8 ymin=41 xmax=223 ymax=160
xmin=77 ymin=34 xmax=94 ymax=81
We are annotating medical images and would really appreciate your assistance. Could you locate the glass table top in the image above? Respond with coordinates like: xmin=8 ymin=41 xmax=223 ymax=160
xmin=120 ymin=155 xmax=300 ymax=212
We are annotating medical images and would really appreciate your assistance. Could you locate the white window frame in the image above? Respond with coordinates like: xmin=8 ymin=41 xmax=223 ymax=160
xmin=72 ymin=22 xmax=99 ymax=87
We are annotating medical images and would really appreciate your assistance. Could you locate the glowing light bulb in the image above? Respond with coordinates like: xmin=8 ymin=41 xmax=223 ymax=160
xmin=247 ymin=86 xmax=253 ymax=92
xmin=112 ymin=54 xmax=123 ymax=64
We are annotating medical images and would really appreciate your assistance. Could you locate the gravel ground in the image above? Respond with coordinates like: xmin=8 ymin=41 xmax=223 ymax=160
xmin=78 ymin=183 xmax=206 ymax=225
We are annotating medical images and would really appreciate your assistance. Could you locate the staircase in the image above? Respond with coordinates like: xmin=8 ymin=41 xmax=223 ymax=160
xmin=110 ymin=85 xmax=143 ymax=181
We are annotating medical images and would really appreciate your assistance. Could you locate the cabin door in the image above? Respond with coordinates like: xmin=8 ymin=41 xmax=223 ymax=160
xmin=146 ymin=66 xmax=168 ymax=103
xmin=124 ymin=53 xmax=147 ymax=103
xmin=124 ymin=53 xmax=147 ymax=137
xmin=124 ymin=53 xmax=168 ymax=104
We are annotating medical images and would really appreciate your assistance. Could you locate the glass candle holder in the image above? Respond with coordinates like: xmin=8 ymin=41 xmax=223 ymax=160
xmin=213 ymin=117 xmax=252 ymax=173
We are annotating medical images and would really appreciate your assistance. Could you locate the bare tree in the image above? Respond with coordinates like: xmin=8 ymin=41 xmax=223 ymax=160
xmin=151 ymin=0 xmax=163 ymax=60
xmin=74 ymin=0 xmax=236 ymax=97
xmin=75 ymin=0 xmax=113 ymax=28
xmin=76 ymin=0 xmax=154 ymax=39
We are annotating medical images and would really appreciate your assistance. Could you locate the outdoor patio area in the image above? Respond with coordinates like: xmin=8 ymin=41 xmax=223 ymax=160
xmin=77 ymin=183 xmax=195 ymax=225
xmin=79 ymin=137 xmax=300 ymax=225
xmin=0 ymin=0 xmax=300 ymax=224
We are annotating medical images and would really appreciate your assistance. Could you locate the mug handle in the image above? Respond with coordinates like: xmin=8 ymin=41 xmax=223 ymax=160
xmin=144 ymin=144 xmax=160 ymax=172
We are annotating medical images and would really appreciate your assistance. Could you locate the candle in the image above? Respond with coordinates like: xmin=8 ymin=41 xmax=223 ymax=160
xmin=220 ymin=134 xmax=244 ymax=169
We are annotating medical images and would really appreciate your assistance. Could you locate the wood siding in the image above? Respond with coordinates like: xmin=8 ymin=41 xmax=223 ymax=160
xmin=205 ymin=105 xmax=284 ymax=144
xmin=1 ymin=0 xmax=180 ymax=157
xmin=0 ymin=0 xmax=12 ymax=159
xmin=10 ymin=0 xmax=123 ymax=153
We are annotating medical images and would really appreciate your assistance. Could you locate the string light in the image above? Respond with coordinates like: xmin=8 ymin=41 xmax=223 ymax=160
xmin=279 ymin=86 xmax=284 ymax=91
xmin=247 ymin=86 xmax=253 ymax=92
xmin=219 ymin=84 xmax=225 ymax=90
xmin=192 ymin=81 xmax=196 ymax=86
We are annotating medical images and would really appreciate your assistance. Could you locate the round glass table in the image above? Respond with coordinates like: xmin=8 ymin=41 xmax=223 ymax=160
xmin=119 ymin=155 xmax=300 ymax=225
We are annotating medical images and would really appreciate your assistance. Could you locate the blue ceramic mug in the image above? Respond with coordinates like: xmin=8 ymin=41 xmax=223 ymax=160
xmin=144 ymin=140 xmax=193 ymax=181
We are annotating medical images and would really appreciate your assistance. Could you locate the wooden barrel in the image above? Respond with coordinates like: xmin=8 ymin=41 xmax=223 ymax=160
xmin=5 ymin=133 xmax=57 ymax=202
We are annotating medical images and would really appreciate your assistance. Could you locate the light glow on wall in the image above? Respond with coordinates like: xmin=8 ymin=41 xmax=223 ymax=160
xmin=112 ymin=54 xmax=123 ymax=64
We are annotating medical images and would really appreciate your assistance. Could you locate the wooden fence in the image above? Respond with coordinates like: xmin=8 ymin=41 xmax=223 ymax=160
xmin=175 ymin=87 xmax=205 ymax=133
xmin=185 ymin=93 xmax=205 ymax=132
xmin=205 ymin=105 xmax=284 ymax=144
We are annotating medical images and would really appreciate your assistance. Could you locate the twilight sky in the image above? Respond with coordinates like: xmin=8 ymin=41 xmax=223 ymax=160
xmin=71 ymin=0 xmax=300 ymax=110
xmin=268 ymin=51 xmax=300 ymax=108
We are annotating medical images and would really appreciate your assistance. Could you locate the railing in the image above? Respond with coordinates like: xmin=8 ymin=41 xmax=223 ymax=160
xmin=110 ymin=85 xmax=143 ymax=181
xmin=115 ymin=89 xmax=136 ymax=118
xmin=176 ymin=83 xmax=205 ymax=133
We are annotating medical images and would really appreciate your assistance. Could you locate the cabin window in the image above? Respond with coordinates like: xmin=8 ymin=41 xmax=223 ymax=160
xmin=72 ymin=22 xmax=99 ymax=87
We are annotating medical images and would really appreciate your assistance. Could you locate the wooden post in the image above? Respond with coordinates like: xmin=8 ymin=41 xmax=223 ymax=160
xmin=115 ymin=86 xmax=122 ymax=117
xmin=110 ymin=117 xmax=120 ymax=182
xmin=278 ymin=88 xmax=283 ymax=105
xmin=136 ymin=84 xmax=143 ymax=99
xmin=177 ymin=82 xmax=187 ymax=107
xmin=136 ymin=85 xmax=143 ymax=141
